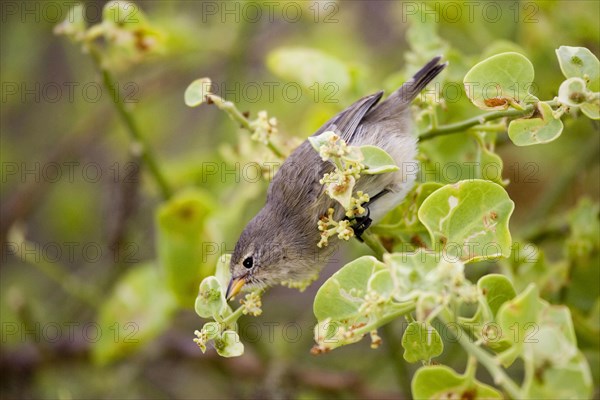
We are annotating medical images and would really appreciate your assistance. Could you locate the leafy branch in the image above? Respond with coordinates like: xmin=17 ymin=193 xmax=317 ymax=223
xmin=184 ymin=78 xmax=287 ymax=159
xmin=55 ymin=2 xmax=173 ymax=199
xmin=419 ymin=103 xmax=536 ymax=141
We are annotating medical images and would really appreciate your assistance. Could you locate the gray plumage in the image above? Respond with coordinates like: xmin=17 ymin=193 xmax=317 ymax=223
xmin=229 ymin=57 xmax=447 ymax=292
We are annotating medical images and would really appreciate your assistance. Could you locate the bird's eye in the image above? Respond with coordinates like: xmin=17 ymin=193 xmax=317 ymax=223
xmin=242 ymin=257 xmax=253 ymax=269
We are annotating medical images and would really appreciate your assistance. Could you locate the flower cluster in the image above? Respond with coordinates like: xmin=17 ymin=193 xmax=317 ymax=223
xmin=346 ymin=191 xmax=370 ymax=218
xmin=317 ymin=208 xmax=355 ymax=248
xmin=240 ymin=291 xmax=262 ymax=316
xmin=54 ymin=1 xmax=164 ymax=71
xmin=192 ymin=256 xmax=263 ymax=358
xmin=249 ymin=111 xmax=278 ymax=145
xmin=309 ymin=131 xmax=400 ymax=247
xmin=317 ymin=132 xmax=365 ymax=185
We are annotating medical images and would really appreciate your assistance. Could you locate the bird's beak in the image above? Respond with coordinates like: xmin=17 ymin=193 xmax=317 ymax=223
xmin=226 ymin=275 xmax=246 ymax=300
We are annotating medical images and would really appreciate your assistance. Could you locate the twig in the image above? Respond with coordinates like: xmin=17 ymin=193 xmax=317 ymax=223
xmin=361 ymin=230 xmax=388 ymax=260
xmin=206 ymin=94 xmax=286 ymax=159
xmin=419 ymin=104 xmax=538 ymax=141
xmin=88 ymin=46 xmax=173 ymax=199
xmin=352 ymin=302 xmax=416 ymax=338
xmin=437 ymin=313 xmax=522 ymax=399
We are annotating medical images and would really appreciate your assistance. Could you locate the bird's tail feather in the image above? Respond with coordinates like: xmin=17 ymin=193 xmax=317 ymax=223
xmin=366 ymin=56 xmax=447 ymax=121
xmin=398 ymin=56 xmax=447 ymax=102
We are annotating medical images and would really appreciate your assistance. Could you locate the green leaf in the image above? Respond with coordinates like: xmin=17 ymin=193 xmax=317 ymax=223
xmin=402 ymin=321 xmax=443 ymax=363
xmin=521 ymin=303 xmax=593 ymax=399
xmin=359 ymin=145 xmax=399 ymax=175
xmin=464 ymin=52 xmax=535 ymax=110
xmin=184 ymin=78 xmax=212 ymax=107
xmin=555 ymin=46 xmax=600 ymax=91
xmin=529 ymin=325 xmax=577 ymax=368
xmin=580 ymin=100 xmax=600 ymax=120
xmin=460 ymin=274 xmax=516 ymax=353
xmin=312 ymin=256 xmax=415 ymax=352
xmin=266 ymin=47 xmax=351 ymax=92
xmin=93 ymin=263 xmax=177 ymax=365
xmin=202 ymin=322 xmax=221 ymax=340
xmin=156 ymin=189 xmax=216 ymax=306
xmin=508 ymin=102 xmax=564 ymax=146
xmin=214 ymin=330 xmax=244 ymax=358
xmin=477 ymin=274 xmax=517 ymax=317
xmin=496 ymin=284 xmax=543 ymax=348
xmin=372 ymin=182 xmax=443 ymax=246
xmin=523 ymin=352 xmax=593 ymax=400
xmin=479 ymin=144 xmax=505 ymax=184
xmin=411 ymin=365 xmax=503 ymax=399
xmin=384 ymin=250 xmax=445 ymax=302
xmin=367 ymin=269 xmax=394 ymax=299
xmin=313 ymin=256 xmax=386 ymax=321
xmin=557 ymin=77 xmax=589 ymax=107
xmin=195 ymin=276 xmax=230 ymax=319
xmin=417 ymin=180 xmax=515 ymax=262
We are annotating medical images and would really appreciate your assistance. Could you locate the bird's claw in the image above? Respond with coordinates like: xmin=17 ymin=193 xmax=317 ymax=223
xmin=345 ymin=206 xmax=372 ymax=242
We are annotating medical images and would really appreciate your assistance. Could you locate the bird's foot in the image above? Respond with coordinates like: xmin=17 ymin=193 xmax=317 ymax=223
xmin=345 ymin=207 xmax=372 ymax=242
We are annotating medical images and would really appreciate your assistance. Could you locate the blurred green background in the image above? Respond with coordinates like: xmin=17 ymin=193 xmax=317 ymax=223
xmin=1 ymin=1 xmax=599 ymax=399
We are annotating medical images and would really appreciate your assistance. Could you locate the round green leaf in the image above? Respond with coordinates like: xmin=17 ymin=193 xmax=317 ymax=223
xmin=417 ymin=180 xmax=515 ymax=262
xmin=202 ymin=322 xmax=221 ymax=340
xmin=195 ymin=276 xmax=229 ymax=319
xmin=359 ymin=145 xmax=400 ymax=175
xmin=411 ymin=365 xmax=503 ymax=399
xmin=313 ymin=256 xmax=385 ymax=321
xmin=184 ymin=78 xmax=212 ymax=107
xmin=580 ymin=100 xmax=600 ymax=120
xmin=496 ymin=284 xmax=543 ymax=347
xmin=384 ymin=250 xmax=443 ymax=302
xmin=215 ymin=330 xmax=244 ymax=358
xmin=524 ymin=352 xmax=593 ymax=400
xmin=555 ymin=46 xmax=600 ymax=91
xmin=402 ymin=321 xmax=443 ymax=363
xmin=508 ymin=102 xmax=564 ymax=146
xmin=464 ymin=52 xmax=535 ymax=110
xmin=477 ymin=274 xmax=516 ymax=317
xmin=557 ymin=77 xmax=589 ymax=107
xmin=478 ymin=142 xmax=505 ymax=184
xmin=266 ymin=47 xmax=351 ymax=91
xmin=367 ymin=269 xmax=394 ymax=299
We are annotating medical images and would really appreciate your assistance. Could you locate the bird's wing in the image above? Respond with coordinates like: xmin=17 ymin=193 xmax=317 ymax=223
xmin=313 ymin=91 xmax=384 ymax=142
xmin=266 ymin=91 xmax=384 ymax=214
